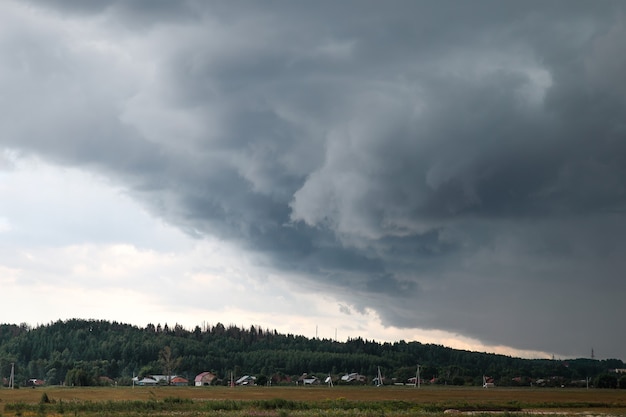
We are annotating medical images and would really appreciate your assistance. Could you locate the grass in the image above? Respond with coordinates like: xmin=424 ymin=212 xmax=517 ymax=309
xmin=1 ymin=385 xmax=625 ymax=417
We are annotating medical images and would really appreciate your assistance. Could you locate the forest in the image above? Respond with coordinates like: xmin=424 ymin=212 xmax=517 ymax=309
xmin=0 ymin=319 xmax=624 ymax=388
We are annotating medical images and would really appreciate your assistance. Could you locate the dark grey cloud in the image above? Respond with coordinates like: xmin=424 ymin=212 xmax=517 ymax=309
xmin=2 ymin=0 xmax=626 ymax=358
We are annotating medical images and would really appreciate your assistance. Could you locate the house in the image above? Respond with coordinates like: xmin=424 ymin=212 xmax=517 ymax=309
xmin=150 ymin=375 xmax=170 ymax=384
xmin=235 ymin=375 xmax=256 ymax=386
xmin=171 ymin=376 xmax=189 ymax=386
xmin=99 ymin=376 xmax=115 ymax=386
xmin=27 ymin=378 xmax=45 ymax=387
xmin=137 ymin=377 xmax=158 ymax=386
xmin=195 ymin=372 xmax=218 ymax=386
xmin=271 ymin=373 xmax=292 ymax=384
xmin=133 ymin=375 xmax=183 ymax=386
xmin=297 ymin=373 xmax=319 ymax=385
xmin=407 ymin=377 xmax=424 ymax=386
xmin=340 ymin=373 xmax=366 ymax=384
xmin=372 ymin=376 xmax=385 ymax=386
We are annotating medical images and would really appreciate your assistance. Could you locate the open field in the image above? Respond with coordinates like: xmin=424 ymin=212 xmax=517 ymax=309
xmin=1 ymin=385 xmax=625 ymax=416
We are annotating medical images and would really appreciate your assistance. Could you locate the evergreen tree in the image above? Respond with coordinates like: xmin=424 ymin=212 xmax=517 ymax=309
xmin=0 ymin=320 xmax=622 ymax=387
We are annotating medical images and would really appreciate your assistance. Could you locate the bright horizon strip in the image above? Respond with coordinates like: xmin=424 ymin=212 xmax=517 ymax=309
xmin=0 ymin=152 xmax=593 ymax=363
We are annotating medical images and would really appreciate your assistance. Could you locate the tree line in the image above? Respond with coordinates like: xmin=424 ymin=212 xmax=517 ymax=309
xmin=0 ymin=319 xmax=624 ymax=388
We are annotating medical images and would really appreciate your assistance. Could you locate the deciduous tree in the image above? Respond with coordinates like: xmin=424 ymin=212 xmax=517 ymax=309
xmin=159 ymin=346 xmax=181 ymax=384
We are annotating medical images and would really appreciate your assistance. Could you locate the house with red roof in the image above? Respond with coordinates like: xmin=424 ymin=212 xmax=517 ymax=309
xmin=195 ymin=371 xmax=218 ymax=386
xmin=170 ymin=376 xmax=189 ymax=386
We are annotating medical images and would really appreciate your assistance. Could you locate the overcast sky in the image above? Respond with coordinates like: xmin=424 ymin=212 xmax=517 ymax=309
xmin=1 ymin=0 xmax=625 ymax=361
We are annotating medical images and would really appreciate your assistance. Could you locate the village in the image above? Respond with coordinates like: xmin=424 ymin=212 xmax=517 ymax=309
xmin=129 ymin=371 xmax=505 ymax=388
xmin=132 ymin=371 xmax=374 ymax=387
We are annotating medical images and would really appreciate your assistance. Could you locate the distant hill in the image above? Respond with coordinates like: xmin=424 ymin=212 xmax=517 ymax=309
xmin=0 ymin=319 xmax=623 ymax=388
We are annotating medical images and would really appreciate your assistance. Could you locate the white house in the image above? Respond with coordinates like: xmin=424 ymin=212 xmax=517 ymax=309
xmin=235 ymin=375 xmax=256 ymax=385
xmin=136 ymin=377 xmax=158 ymax=386
xmin=341 ymin=373 xmax=366 ymax=383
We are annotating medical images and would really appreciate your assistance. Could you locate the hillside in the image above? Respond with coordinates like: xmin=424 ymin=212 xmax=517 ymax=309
xmin=0 ymin=319 xmax=623 ymax=388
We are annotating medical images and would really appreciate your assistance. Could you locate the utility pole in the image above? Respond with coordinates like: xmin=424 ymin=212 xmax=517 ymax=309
xmin=415 ymin=364 xmax=421 ymax=389
xmin=9 ymin=363 xmax=15 ymax=389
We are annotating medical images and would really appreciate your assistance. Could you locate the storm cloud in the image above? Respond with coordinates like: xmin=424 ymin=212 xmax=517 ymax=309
xmin=1 ymin=0 xmax=625 ymax=358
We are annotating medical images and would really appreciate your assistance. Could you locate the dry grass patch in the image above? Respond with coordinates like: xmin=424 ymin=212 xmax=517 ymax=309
xmin=1 ymin=386 xmax=625 ymax=416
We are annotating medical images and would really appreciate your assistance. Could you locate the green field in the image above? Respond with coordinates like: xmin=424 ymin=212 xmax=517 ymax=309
xmin=1 ymin=385 xmax=625 ymax=417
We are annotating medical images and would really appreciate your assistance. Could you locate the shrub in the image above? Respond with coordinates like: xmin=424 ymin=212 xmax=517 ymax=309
xmin=56 ymin=399 xmax=65 ymax=414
